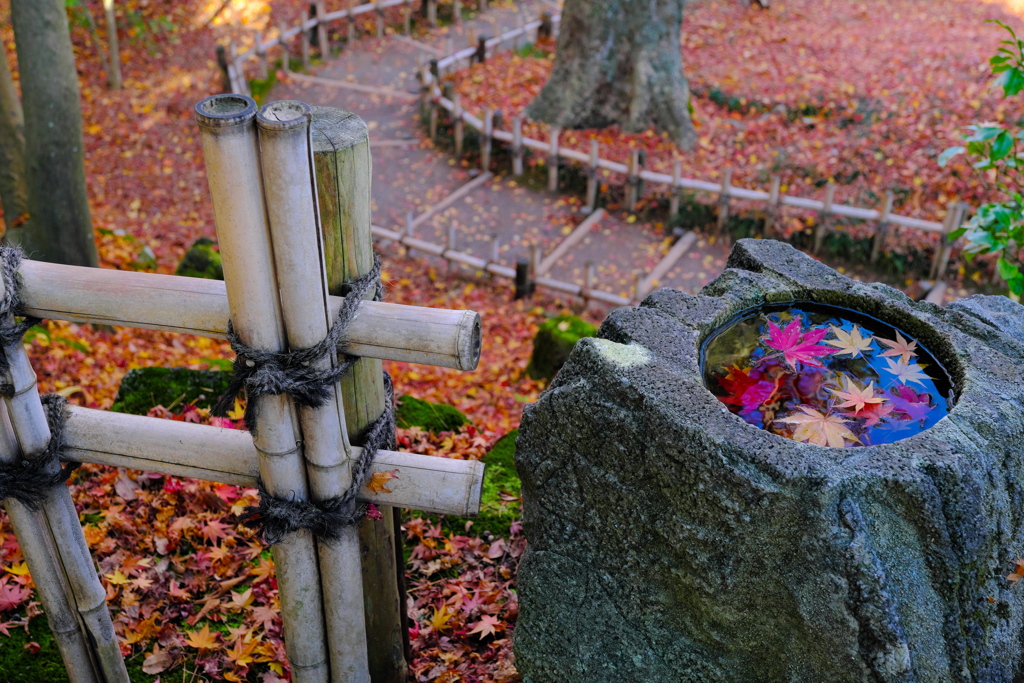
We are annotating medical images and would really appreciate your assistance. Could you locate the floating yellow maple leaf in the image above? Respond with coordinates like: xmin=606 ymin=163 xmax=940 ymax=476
xmin=830 ymin=377 xmax=885 ymax=413
xmin=875 ymin=331 xmax=918 ymax=364
xmin=825 ymin=325 xmax=874 ymax=357
xmin=777 ymin=406 xmax=858 ymax=448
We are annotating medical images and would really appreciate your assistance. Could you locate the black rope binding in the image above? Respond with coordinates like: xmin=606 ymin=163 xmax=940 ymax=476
xmin=0 ymin=246 xmax=78 ymax=507
xmin=218 ymin=255 xmax=396 ymax=544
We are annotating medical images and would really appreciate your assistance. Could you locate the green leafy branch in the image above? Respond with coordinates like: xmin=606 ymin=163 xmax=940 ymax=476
xmin=939 ymin=20 xmax=1024 ymax=295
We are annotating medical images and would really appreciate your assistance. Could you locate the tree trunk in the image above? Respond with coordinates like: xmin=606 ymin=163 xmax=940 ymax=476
xmin=10 ymin=0 xmax=98 ymax=267
xmin=525 ymin=0 xmax=696 ymax=148
xmin=0 ymin=44 xmax=30 ymax=245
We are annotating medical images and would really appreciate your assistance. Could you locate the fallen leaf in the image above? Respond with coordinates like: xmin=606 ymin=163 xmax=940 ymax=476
xmin=776 ymin=406 xmax=857 ymax=448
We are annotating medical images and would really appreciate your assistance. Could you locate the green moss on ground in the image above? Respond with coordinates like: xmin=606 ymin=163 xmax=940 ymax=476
xmin=395 ymin=395 xmax=469 ymax=433
xmin=111 ymin=367 xmax=233 ymax=416
xmin=174 ymin=237 xmax=223 ymax=280
xmin=472 ymin=429 xmax=521 ymax=538
xmin=0 ymin=615 xmax=71 ymax=683
xmin=527 ymin=314 xmax=597 ymax=381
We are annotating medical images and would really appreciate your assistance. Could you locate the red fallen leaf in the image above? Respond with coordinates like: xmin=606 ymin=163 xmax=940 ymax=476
xmin=847 ymin=401 xmax=895 ymax=427
xmin=0 ymin=576 xmax=30 ymax=612
xmin=23 ymin=641 xmax=40 ymax=654
xmin=719 ymin=375 xmax=783 ymax=410
xmin=889 ymin=384 xmax=932 ymax=422
xmin=764 ymin=318 xmax=838 ymax=369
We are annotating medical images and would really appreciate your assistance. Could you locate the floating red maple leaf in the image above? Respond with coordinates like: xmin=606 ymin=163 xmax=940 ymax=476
xmin=763 ymin=319 xmax=838 ymax=369
xmin=889 ymin=384 xmax=933 ymax=422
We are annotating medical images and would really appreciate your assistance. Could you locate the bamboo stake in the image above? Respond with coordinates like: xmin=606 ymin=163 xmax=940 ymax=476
xmin=453 ymin=93 xmax=464 ymax=156
xmin=870 ymin=190 xmax=895 ymax=264
xmin=813 ymin=182 xmax=835 ymax=255
xmin=669 ymin=158 xmax=682 ymax=218
xmin=0 ymin=404 xmax=100 ymax=683
xmin=195 ymin=94 xmax=330 ymax=683
xmin=315 ymin=1 xmax=329 ymax=56
xmin=512 ymin=116 xmax=524 ymax=176
xmin=257 ymin=101 xmax=369 ymax=683
xmin=586 ymin=139 xmax=599 ymax=211
xmin=255 ymin=30 xmax=268 ymax=80
xmin=309 ymin=106 xmax=410 ymax=682
xmin=716 ymin=168 xmax=732 ymax=236
xmin=0 ymin=289 xmax=129 ymax=682
xmin=482 ymin=109 xmax=493 ymax=172
xmin=548 ymin=125 xmax=560 ymax=193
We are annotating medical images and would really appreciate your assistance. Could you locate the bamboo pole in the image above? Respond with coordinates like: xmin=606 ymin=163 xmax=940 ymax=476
xmin=870 ymin=190 xmax=895 ymax=264
xmin=512 ymin=116 xmax=524 ymax=176
xmin=813 ymin=182 xmax=835 ymax=255
xmin=716 ymin=168 xmax=732 ymax=236
xmin=315 ymin=1 xmax=329 ymax=57
xmin=195 ymin=94 xmax=330 ymax=683
xmin=482 ymin=109 xmax=493 ymax=172
xmin=309 ymin=106 xmax=410 ymax=682
xmin=669 ymin=158 xmax=682 ymax=218
xmin=0 ymin=403 xmax=100 ymax=683
xmin=586 ymin=139 xmax=599 ymax=211
xmin=453 ymin=93 xmax=464 ymax=156
xmin=0 ymin=288 xmax=129 ymax=681
xmin=257 ymin=101 xmax=370 ymax=683
xmin=548 ymin=126 xmax=560 ymax=193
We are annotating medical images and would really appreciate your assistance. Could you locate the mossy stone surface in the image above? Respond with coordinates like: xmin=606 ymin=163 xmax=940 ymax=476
xmin=472 ymin=429 xmax=521 ymax=538
xmin=175 ymin=237 xmax=223 ymax=280
xmin=526 ymin=314 xmax=597 ymax=381
xmin=395 ymin=394 xmax=469 ymax=433
xmin=112 ymin=366 xmax=233 ymax=415
xmin=515 ymin=239 xmax=1024 ymax=682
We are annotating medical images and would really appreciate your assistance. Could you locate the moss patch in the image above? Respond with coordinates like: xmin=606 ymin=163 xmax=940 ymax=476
xmin=527 ymin=314 xmax=598 ymax=381
xmin=472 ymin=429 xmax=521 ymax=538
xmin=395 ymin=395 xmax=469 ymax=433
xmin=175 ymin=237 xmax=223 ymax=280
xmin=111 ymin=367 xmax=233 ymax=416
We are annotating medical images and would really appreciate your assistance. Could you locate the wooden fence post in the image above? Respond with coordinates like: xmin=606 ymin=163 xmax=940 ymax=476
xmin=765 ymin=174 xmax=781 ymax=237
xmin=474 ymin=35 xmax=488 ymax=64
xmin=215 ymin=44 xmax=232 ymax=92
xmin=453 ymin=92 xmax=464 ymax=156
xmin=479 ymin=0 xmax=488 ymax=12
xmin=669 ymin=158 xmax=682 ymax=218
xmin=254 ymin=30 xmax=268 ymax=80
xmin=428 ymin=0 xmax=437 ymax=27
xmin=309 ymin=106 xmax=410 ymax=682
xmin=548 ymin=126 xmax=561 ymax=193
xmin=583 ymin=261 xmax=596 ymax=304
xmin=376 ymin=1 xmax=385 ymax=37
xmin=870 ymin=190 xmax=894 ymax=264
xmin=489 ymin=234 xmax=500 ymax=275
xmin=315 ymin=1 xmax=329 ymax=57
xmin=813 ymin=182 xmax=835 ymax=255
xmin=716 ymin=168 xmax=732 ymax=236
xmin=586 ymin=139 xmax=600 ymax=211
xmin=930 ymin=201 xmax=963 ymax=282
xmin=348 ymin=0 xmax=359 ymax=46
xmin=482 ymin=109 xmax=494 ymax=172
xmin=300 ymin=18 xmax=311 ymax=67
xmin=453 ymin=0 xmax=462 ymax=23
xmin=512 ymin=116 xmax=524 ymax=176
xmin=196 ymin=94 xmax=331 ymax=683
xmin=538 ymin=11 xmax=553 ymax=40
xmin=404 ymin=5 xmax=412 ymax=34
xmin=626 ymin=149 xmax=641 ymax=212
xmin=279 ymin=22 xmax=292 ymax=73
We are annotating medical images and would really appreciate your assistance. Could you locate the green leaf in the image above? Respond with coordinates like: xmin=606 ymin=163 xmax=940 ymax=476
xmin=996 ymin=67 xmax=1024 ymax=97
xmin=997 ymin=256 xmax=1021 ymax=281
xmin=992 ymin=54 xmax=1012 ymax=65
xmin=938 ymin=146 xmax=966 ymax=167
xmin=992 ymin=131 xmax=1014 ymax=160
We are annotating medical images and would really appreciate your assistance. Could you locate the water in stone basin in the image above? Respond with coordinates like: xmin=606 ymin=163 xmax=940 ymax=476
xmin=702 ymin=302 xmax=955 ymax=448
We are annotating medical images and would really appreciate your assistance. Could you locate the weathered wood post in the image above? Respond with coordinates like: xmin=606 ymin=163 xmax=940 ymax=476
xmin=196 ymin=94 xmax=331 ymax=683
xmin=548 ymin=126 xmax=561 ymax=193
xmin=765 ymin=174 xmax=781 ymax=236
xmin=512 ymin=116 xmax=524 ymax=176
xmin=515 ymin=257 xmax=532 ymax=299
xmin=300 ymin=17 xmax=311 ymax=67
xmin=254 ymin=30 xmax=268 ymax=80
xmin=870 ymin=190 xmax=895 ymax=265
xmin=716 ymin=168 xmax=732 ymax=237
xmin=930 ymin=201 xmax=964 ymax=282
xmin=479 ymin=0 xmax=487 ymax=12
xmin=626 ymin=149 xmax=641 ymax=212
xmin=215 ymin=44 xmax=232 ymax=92
xmin=669 ymin=158 xmax=682 ymax=218
xmin=314 ymin=1 xmax=329 ymax=57
xmin=375 ymin=1 xmax=386 ymax=37
xmin=310 ymin=106 xmax=410 ymax=683
xmin=279 ymin=22 xmax=292 ymax=73
xmin=348 ymin=0 xmax=359 ymax=46
xmin=585 ymin=139 xmax=600 ymax=211
xmin=453 ymin=0 xmax=462 ymax=24
xmin=453 ymin=92 xmax=464 ymax=156
xmin=474 ymin=35 xmax=488 ymax=64
xmin=427 ymin=0 xmax=437 ymax=27
xmin=538 ymin=10 xmax=553 ymax=40
xmin=403 ymin=5 xmax=412 ymax=34
xmin=813 ymin=182 xmax=835 ymax=255
xmin=482 ymin=109 xmax=494 ymax=172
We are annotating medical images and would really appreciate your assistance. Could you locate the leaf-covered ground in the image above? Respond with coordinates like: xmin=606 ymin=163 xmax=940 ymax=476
xmin=452 ymin=0 xmax=1024 ymax=255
